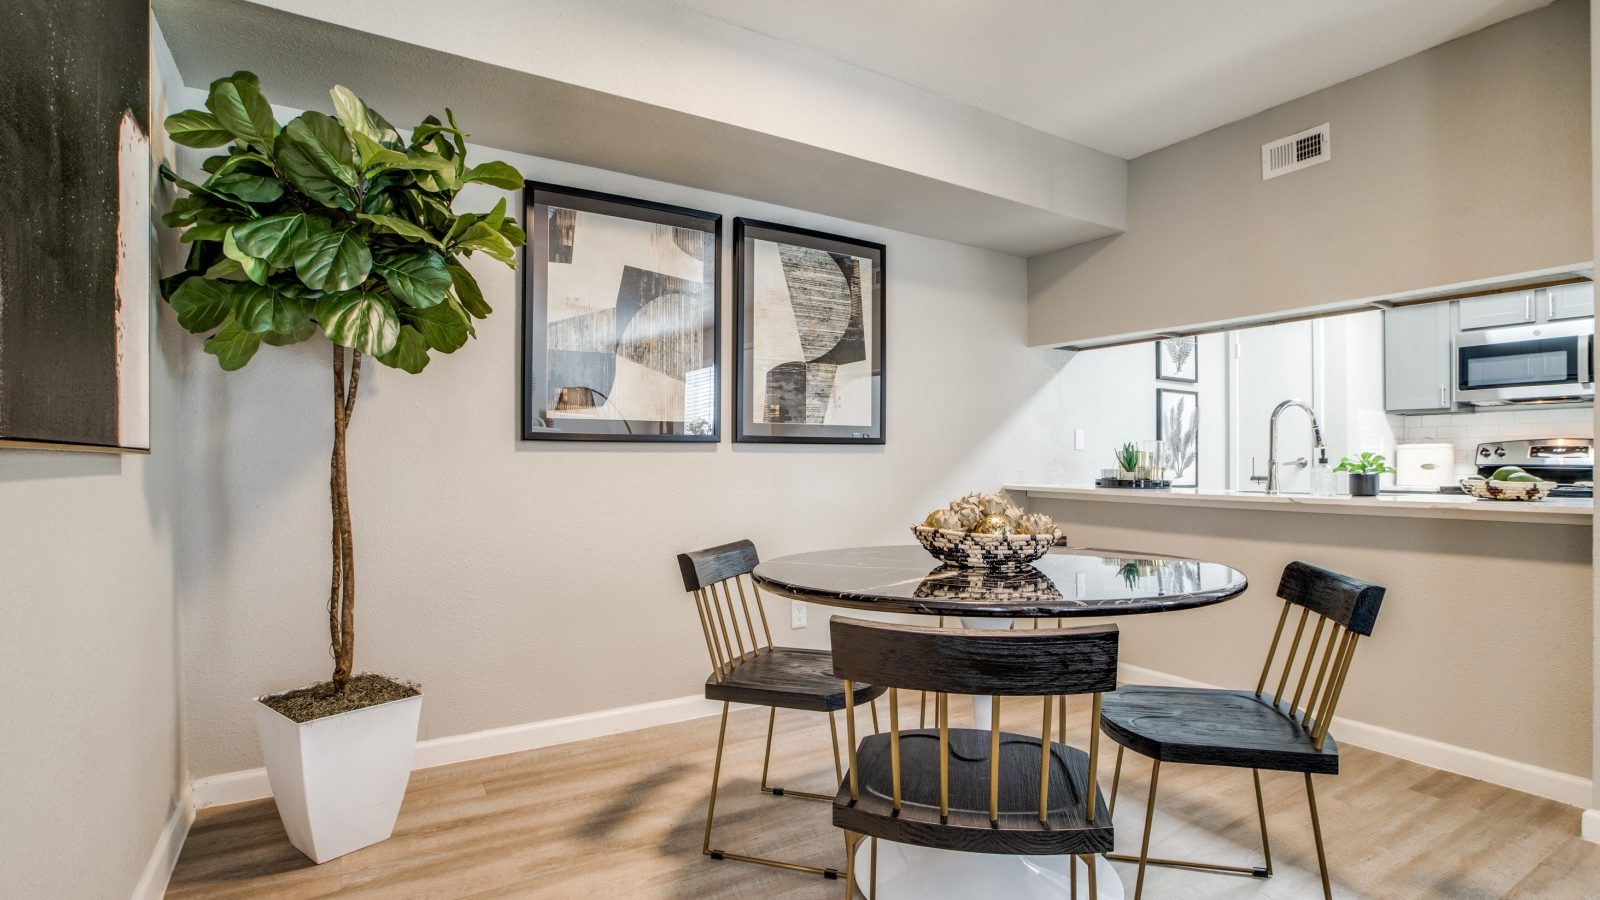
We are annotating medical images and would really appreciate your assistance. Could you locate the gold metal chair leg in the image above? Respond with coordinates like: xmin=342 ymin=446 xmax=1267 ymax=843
xmin=1254 ymin=768 xmax=1274 ymax=877
xmin=759 ymin=707 xmax=777 ymax=792
xmin=870 ymin=698 xmax=880 ymax=734
xmin=702 ymin=702 xmax=729 ymax=856
xmin=1109 ymin=744 xmax=1124 ymax=816
xmin=1070 ymin=854 xmax=1078 ymax=900
xmin=870 ymin=836 xmax=878 ymax=900
xmin=829 ymin=710 xmax=843 ymax=783
xmin=1306 ymin=773 xmax=1332 ymax=899
xmin=920 ymin=690 xmax=928 ymax=728
xmin=1133 ymin=760 xmax=1160 ymax=900
xmin=1085 ymin=853 xmax=1098 ymax=899
xmin=842 ymin=830 xmax=859 ymax=900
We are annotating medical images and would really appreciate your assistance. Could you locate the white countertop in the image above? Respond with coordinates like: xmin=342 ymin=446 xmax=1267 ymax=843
xmin=1005 ymin=484 xmax=1594 ymax=525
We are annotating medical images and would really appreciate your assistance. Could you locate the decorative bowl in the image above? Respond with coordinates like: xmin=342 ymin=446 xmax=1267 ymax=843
xmin=911 ymin=525 xmax=1057 ymax=573
xmin=1459 ymin=478 xmax=1555 ymax=501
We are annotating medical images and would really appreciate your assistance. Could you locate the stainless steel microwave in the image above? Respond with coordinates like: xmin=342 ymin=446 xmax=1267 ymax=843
xmin=1454 ymin=320 xmax=1593 ymax=405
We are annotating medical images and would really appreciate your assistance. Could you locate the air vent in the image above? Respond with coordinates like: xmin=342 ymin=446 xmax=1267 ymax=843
xmin=1262 ymin=123 xmax=1331 ymax=180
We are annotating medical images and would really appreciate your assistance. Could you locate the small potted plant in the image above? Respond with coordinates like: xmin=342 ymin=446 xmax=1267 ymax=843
xmin=1115 ymin=442 xmax=1141 ymax=482
xmin=1334 ymin=451 xmax=1395 ymax=497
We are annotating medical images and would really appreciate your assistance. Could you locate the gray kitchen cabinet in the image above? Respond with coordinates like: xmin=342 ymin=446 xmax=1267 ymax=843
xmin=1457 ymin=290 xmax=1536 ymax=330
xmin=1384 ymin=303 xmax=1453 ymax=412
xmin=1544 ymin=283 xmax=1595 ymax=321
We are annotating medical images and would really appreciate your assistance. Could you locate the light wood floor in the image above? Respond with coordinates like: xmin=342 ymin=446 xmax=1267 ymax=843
xmin=168 ymin=695 xmax=1600 ymax=899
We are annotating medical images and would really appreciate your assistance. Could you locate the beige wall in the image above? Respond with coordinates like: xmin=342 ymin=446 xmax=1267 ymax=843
xmin=1029 ymin=0 xmax=1592 ymax=347
xmin=1028 ymin=497 xmax=1594 ymax=782
xmin=173 ymin=143 xmax=1072 ymax=778
xmin=0 ymin=17 xmax=189 ymax=898
xmin=1591 ymin=0 xmax=1600 ymax=820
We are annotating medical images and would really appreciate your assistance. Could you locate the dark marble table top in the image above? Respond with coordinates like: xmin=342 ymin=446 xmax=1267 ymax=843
xmin=752 ymin=545 xmax=1247 ymax=618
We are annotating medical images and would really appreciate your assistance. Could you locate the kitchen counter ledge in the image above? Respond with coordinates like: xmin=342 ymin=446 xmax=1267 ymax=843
xmin=1005 ymin=484 xmax=1594 ymax=526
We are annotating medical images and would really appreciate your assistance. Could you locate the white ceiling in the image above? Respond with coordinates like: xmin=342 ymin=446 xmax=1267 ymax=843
xmin=685 ymin=0 xmax=1553 ymax=159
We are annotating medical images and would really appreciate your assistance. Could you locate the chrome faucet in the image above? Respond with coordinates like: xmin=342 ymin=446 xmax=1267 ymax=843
xmin=1266 ymin=399 xmax=1327 ymax=494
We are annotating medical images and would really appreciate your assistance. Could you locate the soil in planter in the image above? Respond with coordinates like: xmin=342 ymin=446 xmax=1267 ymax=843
xmin=261 ymin=673 xmax=420 ymax=723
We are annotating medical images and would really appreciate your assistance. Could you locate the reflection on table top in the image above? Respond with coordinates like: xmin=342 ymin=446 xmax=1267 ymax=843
xmin=752 ymin=545 xmax=1248 ymax=618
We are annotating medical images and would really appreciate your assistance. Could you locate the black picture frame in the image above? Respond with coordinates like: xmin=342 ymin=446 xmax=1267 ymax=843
xmin=733 ymin=218 xmax=886 ymax=444
xmin=1155 ymin=336 xmax=1199 ymax=383
xmin=1156 ymin=388 xmax=1200 ymax=487
xmin=521 ymin=181 xmax=722 ymax=442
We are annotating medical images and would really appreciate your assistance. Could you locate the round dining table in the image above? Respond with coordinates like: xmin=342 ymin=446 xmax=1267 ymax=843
xmin=752 ymin=544 xmax=1249 ymax=900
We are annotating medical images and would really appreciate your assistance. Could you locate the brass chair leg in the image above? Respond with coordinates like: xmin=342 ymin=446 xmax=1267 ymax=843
xmin=1109 ymin=744 xmax=1124 ymax=816
xmin=759 ymin=707 xmax=777 ymax=793
xmin=920 ymin=690 xmax=928 ymax=728
xmin=870 ymin=836 xmax=878 ymax=899
xmin=842 ymin=830 xmax=860 ymax=900
xmin=1133 ymin=759 xmax=1160 ymax=900
xmin=870 ymin=698 xmax=880 ymax=734
xmin=703 ymin=702 xmax=729 ymax=856
xmin=829 ymin=710 xmax=843 ymax=783
xmin=1254 ymin=768 xmax=1274 ymax=877
xmin=1070 ymin=854 xmax=1078 ymax=900
xmin=1306 ymin=773 xmax=1332 ymax=899
xmin=1085 ymin=853 xmax=1098 ymax=899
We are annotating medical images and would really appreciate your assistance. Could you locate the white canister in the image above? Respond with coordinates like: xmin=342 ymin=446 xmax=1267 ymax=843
xmin=1395 ymin=443 xmax=1456 ymax=487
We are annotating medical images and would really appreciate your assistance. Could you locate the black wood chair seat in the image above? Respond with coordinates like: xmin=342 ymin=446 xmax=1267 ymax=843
xmin=705 ymin=647 xmax=887 ymax=712
xmin=832 ymin=728 xmax=1113 ymax=856
xmin=1100 ymin=685 xmax=1339 ymax=775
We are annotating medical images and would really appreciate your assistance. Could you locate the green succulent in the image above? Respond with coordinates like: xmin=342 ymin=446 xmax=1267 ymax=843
xmin=159 ymin=71 xmax=524 ymax=373
xmin=1115 ymin=442 xmax=1141 ymax=472
xmin=1333 ymin=451 xmax=1395 ymax=476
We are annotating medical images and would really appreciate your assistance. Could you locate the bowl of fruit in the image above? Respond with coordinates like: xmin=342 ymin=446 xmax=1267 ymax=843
xmin=913 ymin=492 xmax=1062 ymax=573
xmin=1460 ymin=466 xmax=1556 ymax=501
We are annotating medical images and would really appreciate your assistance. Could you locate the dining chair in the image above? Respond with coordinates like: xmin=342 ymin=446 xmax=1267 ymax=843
xmin=678 ymin=539 xmax=886 ymax=880
xmin=1099 ymin=560 xmax=1386 ymax=899
xmin=831 ymin=616 xmax=1119 ymax=899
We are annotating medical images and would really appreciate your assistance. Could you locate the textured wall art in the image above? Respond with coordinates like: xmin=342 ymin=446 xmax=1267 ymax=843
xmin=1156 ymin=387 xmax=1199 ymax=487
xmin=733 ymin=218 xmax=884 ymax=444
xmin=0 ymin=0 xmax=152 ymax=451
xmin=1155 ymin=335 xmax=1197 ymax=383
xmin=522 ymin=183 xmax=720 ymax=441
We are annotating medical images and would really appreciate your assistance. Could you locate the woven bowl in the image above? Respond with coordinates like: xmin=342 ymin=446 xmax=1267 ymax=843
xmin=1459 ymin=478 xmax=1556 ymax=501
xmin=911 ymin=525 xmax=1057 ymax=573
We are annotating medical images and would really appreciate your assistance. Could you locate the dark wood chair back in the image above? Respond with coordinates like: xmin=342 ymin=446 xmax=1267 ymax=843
xmin=676 ymin=540 xmax=772 ymax=682
xmin=1256 ymin=561 xmax=1387 ymax=750
xmin=831 ymin=616 xmax=1118 ymax=827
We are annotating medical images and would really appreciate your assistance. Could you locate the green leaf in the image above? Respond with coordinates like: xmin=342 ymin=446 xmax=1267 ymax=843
xmin=375 ymin=324 xmax=430 ymax=373
xmin=351 ymin=131 xmax=411 ymax=171
xmin=203 ymin=257 xmax=248 ymax=282
xmin=222 ymin=229 xmax=271 ymax=285
xmin=233 ymin=283 xmax=309 ymax=334
xmin=401 ymin=298 xmax=470 ymax=353
xmin=263 ymin=321 xmax=318 ymax=346
xmin=167 ymin=277 xmax=237 ymax=332
xmin=329 ymin=84 xmax=400 ymax=148
xmin=447 ymin=262 xmax=491 ymax=318
xmin=455 ymin=221 xmax=516 ymax=265
xmin=358 ymin=213 xmax=442 ymax=248
xmin=461 ymin=160 xmax=523 ymax=189
xmin=274 ymin=111 xmax=358 ymax=210
xmin=231 ymin=212 xmax=306 ymax=265
xmin=207 ymin=172 xmax=284 ymax=203
xmin=180 ymin=221 xmax=232 ymax=244
xmin=294 ymin=225 xmax=372 ymax=292
xmin=165 ymin=109 xmax=234 ymax=147
xmin=206 ymin=151 xmax=274 ymax=178
xmin=203 ymin=316 xmax=264 ymax=370
xmin=373 ymin=249 xmax=451 ymax=307
xmin=316 ymin=291 xmax=400 ymax=356
xmin=204 ymin=71 xmax=279 ymax=154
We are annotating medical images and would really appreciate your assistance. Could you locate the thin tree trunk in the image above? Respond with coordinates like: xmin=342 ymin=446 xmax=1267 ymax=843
xmin=329 ymin=346 xmax=361 ymax=693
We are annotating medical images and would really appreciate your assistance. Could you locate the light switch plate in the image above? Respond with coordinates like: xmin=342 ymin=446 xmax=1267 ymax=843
xmin=1074 ymin=428 xmax=1086 ymax=450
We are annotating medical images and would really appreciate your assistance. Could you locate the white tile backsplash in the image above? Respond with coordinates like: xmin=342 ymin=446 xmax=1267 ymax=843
xmin=1397 ymin=407 xmax=1593 ymax=477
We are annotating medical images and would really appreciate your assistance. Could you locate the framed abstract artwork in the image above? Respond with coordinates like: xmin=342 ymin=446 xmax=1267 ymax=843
xmin=1156 ymin=388 xmax=1199 ymax=487
xmin=521 ymin=182 xmax=721 ymax=441
xmin=0 ymin=0 xmax=152 ymax=452
xmin=733 ymin=218 xmax=885 ymax=444
xmin=1155 ymin=335 xmax=1198 ymax=383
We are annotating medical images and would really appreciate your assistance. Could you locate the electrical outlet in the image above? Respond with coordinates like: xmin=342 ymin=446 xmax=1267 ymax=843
xmin=791 ymin=601 xmax=808 ymax=629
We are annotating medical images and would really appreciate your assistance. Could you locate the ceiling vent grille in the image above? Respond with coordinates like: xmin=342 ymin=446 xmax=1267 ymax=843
xmin=1262 ymin=123 xmax=1331 ymax=180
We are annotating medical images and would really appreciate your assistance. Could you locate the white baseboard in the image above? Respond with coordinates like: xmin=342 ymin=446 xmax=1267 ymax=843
xmin=1583 ymin=808 xmax=1600 ymax=844
xmin=130 ymin=786 xmax=194 ymax=900
xmin=1119 ymin=663 xmax=1593 ymax=809
xmin=192 ymin=693 xmax=725 ymax=809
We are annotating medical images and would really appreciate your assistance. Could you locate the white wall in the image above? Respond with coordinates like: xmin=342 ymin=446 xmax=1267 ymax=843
xmin=0 ymin=17 xmax=189 ymax=899
xmin=174 ymin=141 xmax=1064 ymax=778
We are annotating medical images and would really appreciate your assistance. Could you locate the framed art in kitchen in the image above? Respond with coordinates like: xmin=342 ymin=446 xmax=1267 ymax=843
xmin=1155 ymin=335 xmax=1198 ymax=383
xmin=1156 ymin=388 xmax=1199 ymax=487
xmin=733 ymin=218 xmax=885 ymax=444
xmin=521 ymin=182 xmax=721 ymax=441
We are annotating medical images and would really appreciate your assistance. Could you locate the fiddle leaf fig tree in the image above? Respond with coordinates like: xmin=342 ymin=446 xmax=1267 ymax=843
xmin=160 ymin=72 xmax=525 ymax=695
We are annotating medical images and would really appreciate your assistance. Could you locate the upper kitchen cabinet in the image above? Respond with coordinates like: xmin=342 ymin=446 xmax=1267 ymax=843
xmin=1384 ymin=302 xmax=1453 ymax=413
xmin=1544 ymin=282 xmax=1595 ymax=321
xmin=1457 ymin=290 xmax=1536 ymax=330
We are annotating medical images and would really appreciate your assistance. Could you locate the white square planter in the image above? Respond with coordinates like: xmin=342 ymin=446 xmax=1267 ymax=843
xmin=253 ymin=692 xmax=423 ymax=864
